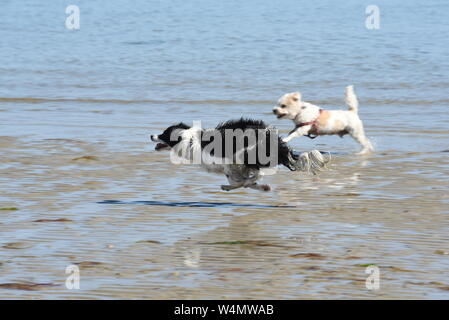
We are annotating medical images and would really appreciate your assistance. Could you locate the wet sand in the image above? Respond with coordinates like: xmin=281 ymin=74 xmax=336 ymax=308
xmin=1 ymin=135 xmax=448 ymax=299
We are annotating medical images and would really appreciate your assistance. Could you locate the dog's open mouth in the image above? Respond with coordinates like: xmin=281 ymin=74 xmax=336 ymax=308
xmin=155 ymin=143 xmax=169 ymax=151
xmin=276 ymin=114 xmax=285 ymax=119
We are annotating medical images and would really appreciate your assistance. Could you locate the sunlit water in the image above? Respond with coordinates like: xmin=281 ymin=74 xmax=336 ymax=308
xmin=0 ymin=0 xmax=448 ymax=299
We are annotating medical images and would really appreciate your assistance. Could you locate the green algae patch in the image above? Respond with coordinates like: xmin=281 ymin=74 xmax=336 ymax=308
xmin=355 ymin=263 xmax=377 ymax=267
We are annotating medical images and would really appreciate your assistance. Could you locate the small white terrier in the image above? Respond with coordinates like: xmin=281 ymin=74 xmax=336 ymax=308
xmin=273 ymin=85 xmax=373 ymax=155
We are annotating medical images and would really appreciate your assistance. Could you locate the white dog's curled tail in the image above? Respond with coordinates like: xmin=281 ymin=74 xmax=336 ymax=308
xmin=345 ymin=85 xmax=359 ymax=113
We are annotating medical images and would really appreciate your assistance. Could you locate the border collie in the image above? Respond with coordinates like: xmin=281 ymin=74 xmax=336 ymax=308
xmin=150 ymin=118 xmax=329 ymax=192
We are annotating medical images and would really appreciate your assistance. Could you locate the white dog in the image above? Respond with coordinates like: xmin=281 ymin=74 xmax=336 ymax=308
xmin=273 ymin=85 xmax=373 ymax=155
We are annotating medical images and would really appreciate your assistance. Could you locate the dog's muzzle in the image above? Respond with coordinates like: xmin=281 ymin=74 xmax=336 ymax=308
xmin=151 ymin=135 xmax=170 ymax=151
xmin=155 ymin=143 xmax=169 ymax=151
xmin=273 ymin=109 xmax=286 ymax=119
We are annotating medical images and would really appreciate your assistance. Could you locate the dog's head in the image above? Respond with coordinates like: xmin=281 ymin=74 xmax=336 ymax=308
xmin=273 ymin=92 xmax=320 ymax=123
xmin=150 ymin=123 xmax=190 ymax=151
xmin=272 ymin=92 xmax=302 ymax=120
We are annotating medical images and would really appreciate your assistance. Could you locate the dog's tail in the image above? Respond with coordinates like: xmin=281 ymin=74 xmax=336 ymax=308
xmin=345 ymin=85 xmax=359 ymax=113
xmin=286 ymin=149 xmax=331 ymax=175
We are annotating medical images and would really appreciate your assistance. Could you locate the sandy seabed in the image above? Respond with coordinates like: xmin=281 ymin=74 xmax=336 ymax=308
xmin=0 ymin=135 xmax=448 ymax=299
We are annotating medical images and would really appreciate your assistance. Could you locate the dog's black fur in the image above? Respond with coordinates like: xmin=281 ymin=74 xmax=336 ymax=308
xmin=154 ymin=118 xmax=300 ymax=171
xmin=154 ymin=122 xmax=190 ymax=150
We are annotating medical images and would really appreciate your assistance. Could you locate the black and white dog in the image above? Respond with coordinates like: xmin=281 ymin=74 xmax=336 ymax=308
xmin=150 ymin=118 xmax=329 ymax=192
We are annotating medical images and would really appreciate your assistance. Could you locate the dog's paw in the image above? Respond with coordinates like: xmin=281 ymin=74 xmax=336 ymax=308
xmin=356 ymin=148 xmax=373 ymax=156
xmin=221 ymin=185 xmax=232 ymax=191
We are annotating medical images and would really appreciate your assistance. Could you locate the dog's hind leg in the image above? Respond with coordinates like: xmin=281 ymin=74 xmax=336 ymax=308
xmin=351 ymin=129 xmax=373 ymax=155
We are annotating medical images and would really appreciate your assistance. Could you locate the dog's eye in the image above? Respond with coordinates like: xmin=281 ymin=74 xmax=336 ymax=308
xmin=301 ymin=106 xmax=306 ymax=109
xmin=281 ymin=104 xmax=287 ymax=108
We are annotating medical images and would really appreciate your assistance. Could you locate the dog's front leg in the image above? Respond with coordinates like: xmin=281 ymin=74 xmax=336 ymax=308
xmin=282 ymin=125 xmax=312 ymax=143
xmin=221 ymin=184 xmax=242 ymax=191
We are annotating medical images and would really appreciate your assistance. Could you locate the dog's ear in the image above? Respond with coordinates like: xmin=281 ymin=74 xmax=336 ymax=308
xmin=292 ymin=92 xmax=301 ymax=102
xmin=176 ymin=122 xmax=191 ymax=130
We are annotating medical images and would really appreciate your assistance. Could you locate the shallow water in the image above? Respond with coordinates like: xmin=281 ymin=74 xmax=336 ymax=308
xmin=0 ymin=0 xmax=448 ymax=299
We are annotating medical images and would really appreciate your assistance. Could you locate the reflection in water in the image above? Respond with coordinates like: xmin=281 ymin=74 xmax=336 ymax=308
xmin=184 ymin=248 xmax=201 ymax=268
